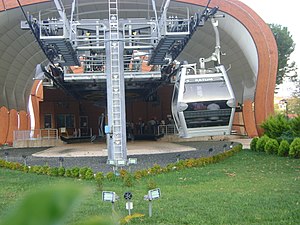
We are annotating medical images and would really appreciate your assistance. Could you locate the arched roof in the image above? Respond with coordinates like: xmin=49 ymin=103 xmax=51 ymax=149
xmin=0 ymin=0 xmax=277 ymax=130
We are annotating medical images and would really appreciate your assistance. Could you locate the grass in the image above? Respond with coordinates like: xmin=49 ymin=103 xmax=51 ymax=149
xmin=0 ymin=150 xmax=299 ymax=225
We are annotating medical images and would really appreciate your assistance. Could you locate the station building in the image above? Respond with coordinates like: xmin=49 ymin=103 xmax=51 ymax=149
xmin=0 ymin=0 xmax=277 ymax=146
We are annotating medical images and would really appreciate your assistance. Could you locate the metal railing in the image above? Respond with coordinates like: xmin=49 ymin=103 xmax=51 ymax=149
xmin=13 ymin=129 xmax=59 ymax=141
xmin=157 ymin=124 xmax=178 ymax=136
xmin=159 ymin=7 xmax=190 ymax=36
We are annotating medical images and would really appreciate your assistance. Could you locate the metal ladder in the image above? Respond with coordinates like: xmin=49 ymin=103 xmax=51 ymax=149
xmin=106 ymin=0 xmax=127 ymax=162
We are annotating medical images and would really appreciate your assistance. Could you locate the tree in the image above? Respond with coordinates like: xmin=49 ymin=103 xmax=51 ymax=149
xmin=292 ymin=79 xmax=300 ymax=97
xmin=287 ymin=97 xmax=300 ymax=115
xmin=269 ymin=24 xmax=298 ymax=86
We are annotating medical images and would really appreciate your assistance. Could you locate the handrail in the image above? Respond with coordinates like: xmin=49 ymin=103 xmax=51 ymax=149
xmin=13 ymin=129 xmax=59 ymax=141
xmin=157 ymin=124 xmax=178 ymax=136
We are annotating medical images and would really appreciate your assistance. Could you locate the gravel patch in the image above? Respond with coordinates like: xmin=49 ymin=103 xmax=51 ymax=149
xmin=0 ymin=141 xmax=239 ymax=173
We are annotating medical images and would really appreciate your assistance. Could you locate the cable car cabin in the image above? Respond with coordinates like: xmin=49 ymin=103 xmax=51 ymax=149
xmin=172 ymin=64 xmax=236 ymax=138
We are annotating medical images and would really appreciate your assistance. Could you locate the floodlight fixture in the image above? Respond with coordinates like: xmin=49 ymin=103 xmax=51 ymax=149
xmin=102 ymin=191 xmax=117 ymax=203
xmin=145 ymin=188 xmax=161 ymax=217
xmin=107 ymin=159 xmax=115 ymax=165
xmin=116 ymin=159 xmax=126 ymax=166
xmin=128 ymin=158 xmax=137 ymax=165
xmin=148 ymin=188 xmax=161 ymax=201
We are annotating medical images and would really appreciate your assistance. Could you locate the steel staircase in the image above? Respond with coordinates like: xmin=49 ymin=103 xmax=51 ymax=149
xmin=43 ymin=39 xmax=79 ymax=66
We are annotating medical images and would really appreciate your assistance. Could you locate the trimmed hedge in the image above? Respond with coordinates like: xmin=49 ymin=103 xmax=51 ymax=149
xmin=264 ymin=139 xmax=279 ymax=155
xmin=278 ymin=140 xmax=290 ymax=157
xmin=289 ymin=138 xmax=300 ymax=158
xmin=250 ymin=137 xmax=259 ymax=151
xmin=290 ymin=116 xmax=300 ymax=138
xmin=256 ymin=135 xmax=270 ymax=152
xmin=251 ymin=135 xmax=300 ymax=159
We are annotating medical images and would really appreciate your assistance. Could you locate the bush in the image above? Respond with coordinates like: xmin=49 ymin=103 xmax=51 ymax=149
xmin=256 ymin=135 xmax=270 ymax=152
xmin=0 ymin=159 xmax=5 ymax=167
xmin=119 ymin=169 xmax=129 ymax=179
xmin=278 ymin=140 xmax=290 ymax=157
xmin=29 ymin=165 xmax=41 ymax=174
xmin=264 ymin=139 xmax=279 ymax=154
xmin=133 ymin=170 xmax=143 ymax=180
xmin=279 ymin=130 xmax=294 ymax=144
xmin=79 ymin=167 xmax=88 ymax=179
xmin=23 ymin=165 xmax=29 ymax=173
xmin=36 ymin=167 xmax=44 ymax=175
xmin=84 ymin=168 xmax=94 ymax=180
xmin=95 ymin=172 xmax=104 ymax=191
xmin=250 ymin=137 xmax=259 ymax=151
xmin=65 ymin=169 xmax=72 ymax=177
xmin=149 ymin=164 xmax=163 ymax=175
xmin=47 ymin=167 xmax=59 ymax=176
xmin=289 ymin=137 xmax=300 ymax=158
xmin=261 ymin=114 xmax=290 ymax=139
xmin=123 ymin=173 xmax=134 ymax=187
xmin=41 ymin=166 xmax=50 ymax=175
xmin=58 ymin=167 xmax=65 ymax=176
xmin=10 ymin=162 xmax=22 ymax=170
xmin=71 ymin=167 xmax=80 ymax=178
xmin=290 ymin=116 xmax=300 ymax=138
xmin=106 ymin=172 xmax=117 ymax=181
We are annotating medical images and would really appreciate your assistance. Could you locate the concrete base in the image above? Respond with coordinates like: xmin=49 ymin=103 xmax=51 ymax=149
xmin=13 ymin=139 xmax=64 ymax=148
xmin=32 ymin=141 xmax=197 ymax=157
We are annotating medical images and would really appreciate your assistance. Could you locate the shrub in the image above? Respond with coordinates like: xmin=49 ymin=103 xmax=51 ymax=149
xmin=30 ymin=165 xmax=41 ymax=174
xmin=290 ymin=116 xmax=300 ymax=138
xmin=10 ymin=162 xmax=22 ymax=170
xmin=119 ymin=169 xmax=129 ymax=179
xmin=123 ymin=173 xmax=134 ymax=187
xmin=79 ymin=167 xmax=88 ymax=179
xmin=65 ymin=169 xmax=72 ymax=177
xmin=36 ymin=167 xmax=44 ymax=175
xmin=264 ymin=139 xmax=279 ymax=154
xmin=278 ymin=140 xmax=290 ymax=157
xmin=149 ymin=164 xmax=163 ymax=175
xmin=71 ymin=167 xmax=80 ymax=178
xmin=84 ymin=168 xmax=94 ymax=180
xmin=106 ymin=172 xmax=117 ymax=181
xmin=250 ymin=137 xmax=259 ymax=151
xmin=5 ymin=161 xmax=13 ymax=169
xmin=289 ymin=137 xmax=300 ymax=158
xmin=279 ymin=130 xmax=294 ymax=144
xmin=95 ymin=172 xmax=104 ymax=190
xmin=261 ymin=114 xmax=290 ymax=139
xmin=134 ymin=170 xmax=145 ymax=180
xmin=256 ymin=135 xmax=270 ymax=152
xmin=0 ymin=159 xmax=5 ymax=167
xmin=47 ymin=167 xmax=59 ymax=176
xmin=41 ymin=166 xmax=50 ymax=175
xmin=58 ymin=167 xmax=65 ymax=176
xmin=23 ymin=165 xmax=29 ymax=173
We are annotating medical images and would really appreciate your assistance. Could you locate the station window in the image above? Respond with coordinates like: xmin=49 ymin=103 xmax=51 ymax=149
xmin=56 ymin=114 xmax=75 ymax=128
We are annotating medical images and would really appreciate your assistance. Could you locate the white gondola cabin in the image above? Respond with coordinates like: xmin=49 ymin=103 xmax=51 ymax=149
xmin=172 ymin=64 xmax=236 ymax=138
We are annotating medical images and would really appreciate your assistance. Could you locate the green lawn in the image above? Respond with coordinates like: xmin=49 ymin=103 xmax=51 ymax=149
xmin=0 ymin=150 xmax=299 ymax=225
